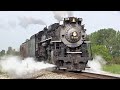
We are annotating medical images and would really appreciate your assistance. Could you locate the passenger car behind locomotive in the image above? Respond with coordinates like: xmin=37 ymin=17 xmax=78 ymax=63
xmin=20 ymin=17 xmax=93 ymax=71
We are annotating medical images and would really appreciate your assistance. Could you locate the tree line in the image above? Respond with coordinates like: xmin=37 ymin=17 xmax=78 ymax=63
xmin=0 ymin=47 xmax=20 ymax=58
xmin=89 ymin=28 xmax=120 ymax=64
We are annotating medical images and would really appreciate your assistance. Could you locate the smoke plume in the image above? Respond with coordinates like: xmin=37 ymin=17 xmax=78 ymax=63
xmin=0 ymin=56 xmax=55 ymax=78
xmin=86 ymin=55 xmax=107 ymax=73
xmin=53 ymin=11 xmax=73 ymax=21
xmin=18 ymin=16 xmax=46 ymax=28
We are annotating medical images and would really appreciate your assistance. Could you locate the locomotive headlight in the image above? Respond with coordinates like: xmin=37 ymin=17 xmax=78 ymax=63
xmin=72 ymin=31 xmax=77 ymax=37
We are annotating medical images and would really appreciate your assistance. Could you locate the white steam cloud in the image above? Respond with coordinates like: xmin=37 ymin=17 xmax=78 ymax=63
xmin=18 ymin=16 xmax=46 ymax=28
xmin=0 ymin=55 xmax=111 ymax=78
xmin=86 ymin=55 xmax=107 ymax=73
xmin=53 ymin=11 xmax=73 ymax=21
xmin=0 ymin=56 xmax=55 ymax=78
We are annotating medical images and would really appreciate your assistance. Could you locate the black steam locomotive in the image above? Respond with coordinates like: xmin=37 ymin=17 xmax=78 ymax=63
xmin=20 ymin=17 xmax=93 ymax=71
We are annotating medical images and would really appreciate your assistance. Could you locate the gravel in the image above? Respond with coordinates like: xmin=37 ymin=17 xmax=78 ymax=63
xmin=0 ymin=70 xmax=77 ymax=79
xmin=0 ymin=74 xmax=10 ymax=79
xmin=1 ymin=69 xmax=119 ymax=79
xmin=36 ymin=70 xmax=77 ymax=79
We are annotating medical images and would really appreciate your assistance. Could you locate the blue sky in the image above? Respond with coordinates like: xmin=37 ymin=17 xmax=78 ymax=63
xmin=0 ymin=11 xmax=120 ymax=51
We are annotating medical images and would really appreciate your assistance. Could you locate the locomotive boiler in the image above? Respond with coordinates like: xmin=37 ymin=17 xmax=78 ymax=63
xmin=20 ymin=17 xmax=93 ymax=71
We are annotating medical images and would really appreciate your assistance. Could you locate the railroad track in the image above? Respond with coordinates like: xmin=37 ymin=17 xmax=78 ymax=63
xmin=52 ymin=70 xmax=120 ymax=79
xmin=16 ymin=70 xmax=120 ymax=79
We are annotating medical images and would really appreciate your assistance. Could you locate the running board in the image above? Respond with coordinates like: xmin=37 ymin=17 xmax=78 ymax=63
xmin=67 ymin=52 xmax=82 ymax=54
xmin=59 ymin=67 xmax=67 ymax=69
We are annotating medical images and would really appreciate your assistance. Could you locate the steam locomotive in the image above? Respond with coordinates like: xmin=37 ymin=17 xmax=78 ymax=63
xmin=20 ymin=17 xmax=93 ymax=71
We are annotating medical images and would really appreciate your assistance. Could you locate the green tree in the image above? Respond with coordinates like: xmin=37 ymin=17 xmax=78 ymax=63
xmin=6 ymin=47 xmax=13 ymax=55
xmin=12 ymin=49 xmax=20 ymax=56
xmin=0 ymin=50 xmax=5 ymax=58
xmin=6 ymin=47 xmax=20 ymax=56
xmin=91 ymin=45 xmax=112 ymax=61
xmin=0 ymin=50 xmax=5 ymax=56
xmin=90 ymin=28 xmax=116 ymax=45
xmin=90 ymin=28 xmax=120 ymax=57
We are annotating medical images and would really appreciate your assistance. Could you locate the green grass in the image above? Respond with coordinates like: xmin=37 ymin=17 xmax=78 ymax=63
xmin=103 ymin=64 xmax=120 ymax=74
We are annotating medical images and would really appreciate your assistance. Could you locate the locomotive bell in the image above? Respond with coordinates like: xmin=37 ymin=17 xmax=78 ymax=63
xmin=72 ymin=18 xmax=76 ymax=22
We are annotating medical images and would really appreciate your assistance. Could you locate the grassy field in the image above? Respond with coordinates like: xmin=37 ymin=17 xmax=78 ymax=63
xmin=103 ymin=64 xmax=120 ymax=74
